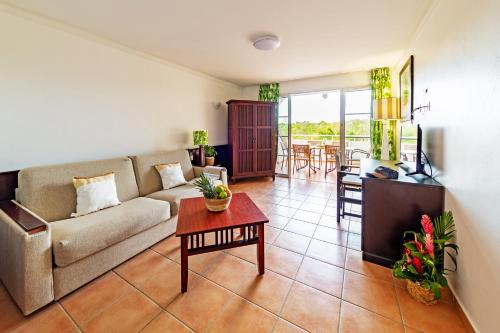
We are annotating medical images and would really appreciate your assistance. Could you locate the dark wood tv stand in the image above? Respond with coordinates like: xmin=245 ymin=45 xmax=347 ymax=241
xmin=360 ymin=159 xmax=444 ymax=267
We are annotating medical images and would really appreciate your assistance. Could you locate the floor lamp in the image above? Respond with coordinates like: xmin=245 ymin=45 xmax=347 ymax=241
xmin=373 ymin=98 xmax=400 ymax=160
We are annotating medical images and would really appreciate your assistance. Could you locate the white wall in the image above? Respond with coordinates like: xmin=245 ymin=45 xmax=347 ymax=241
xmin=0 ymin=7 xmax=241 ymax=172
xmin=394 ymin=0 xmax=500 ymax=331
xmin=241 ymin=70 xmax=370 ymax=98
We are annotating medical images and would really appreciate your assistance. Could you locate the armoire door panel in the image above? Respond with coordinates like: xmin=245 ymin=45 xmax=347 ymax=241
xmin=256 ymin=105 xmax=273 ymax=126
xmin=238 ymin=151 xmax=254 ymax=174
xmin=237 ymin=104 xmax=254 ymax=126
xmin=257 ymin=128 xmax=272 ymax=149
xmin=238 ymin=128 xmax=254 ymax=150
xmin=257 ymin=150 xmax=273 ymax=172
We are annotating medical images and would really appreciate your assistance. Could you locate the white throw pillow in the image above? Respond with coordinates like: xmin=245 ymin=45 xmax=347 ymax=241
xmin=155 ymin=163 xmax=187 ymax=189
xmin=71 ymin=172 xmax=120 ymax=217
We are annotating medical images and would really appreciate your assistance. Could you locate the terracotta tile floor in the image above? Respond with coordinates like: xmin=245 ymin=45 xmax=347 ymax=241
xmin=0 ymin=177 xmax=470 ymax=333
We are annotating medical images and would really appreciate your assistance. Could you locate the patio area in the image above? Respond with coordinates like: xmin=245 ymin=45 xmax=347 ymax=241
xmin=276 ymin=134 xmax=371 ymax=183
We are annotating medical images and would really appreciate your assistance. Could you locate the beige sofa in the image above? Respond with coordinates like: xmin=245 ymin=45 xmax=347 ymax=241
xmin=0 ymin=149 xmax=227 ymax=315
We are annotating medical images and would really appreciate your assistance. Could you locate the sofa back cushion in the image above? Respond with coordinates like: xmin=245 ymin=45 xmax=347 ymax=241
xmin=18 ymin=157 xmax=139 ymax=222
xmin=130 ymin=150 xmax=195 ymax=196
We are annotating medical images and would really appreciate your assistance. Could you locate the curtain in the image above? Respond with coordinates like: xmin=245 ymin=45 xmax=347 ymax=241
xmin=387 ymin=120 xmax=397 ymax=160
xmin=370 ymin=121 xmax=383 ymax=159
xmin=370 ymin=67 xmax=396 ymax=160
xmin=258 ymin=83 xmax=280 ymax=102
xmin=371 ymin=67 xmax=392 ymax=100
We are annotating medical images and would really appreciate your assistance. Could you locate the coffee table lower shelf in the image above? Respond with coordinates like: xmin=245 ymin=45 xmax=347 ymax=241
xmin=179 ymin=224 xmax=265 ymax=292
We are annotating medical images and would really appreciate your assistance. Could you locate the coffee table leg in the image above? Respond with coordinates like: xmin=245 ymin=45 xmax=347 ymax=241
xmin=257 ymin=224 xmax=265 ymax=275
xmin=181 ymin=236 xmax=188 ymax=292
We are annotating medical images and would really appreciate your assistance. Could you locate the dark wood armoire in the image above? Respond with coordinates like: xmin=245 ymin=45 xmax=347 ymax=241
xmin=227 ymin=100 xmax=277 ymax=183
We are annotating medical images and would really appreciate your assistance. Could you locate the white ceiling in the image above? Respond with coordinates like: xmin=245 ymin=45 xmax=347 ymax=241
xmin=4 ymin=0 xmax=432 ymax=86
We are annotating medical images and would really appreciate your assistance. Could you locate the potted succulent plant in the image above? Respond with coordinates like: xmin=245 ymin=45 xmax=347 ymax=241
xmin=393 ymin=211 xmax=459 ymax=305
xmin=204 ymin=145 xmax=217 ymax=166
xmin=194 ymin=173 xmax=232 ymax=212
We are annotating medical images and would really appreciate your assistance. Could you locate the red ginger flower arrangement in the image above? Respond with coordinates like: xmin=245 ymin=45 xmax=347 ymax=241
xmin=412 ymin=257 xmax=423 ymax=274
xmin=421 ymin=215 xmax=435 ymax=258
xmin=421 ymin=215 xmax=433 ymax=233
xmin=393 ymin=212 xmax=459 ymax=300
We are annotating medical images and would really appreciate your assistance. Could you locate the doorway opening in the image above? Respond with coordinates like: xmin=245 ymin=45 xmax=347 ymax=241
xmin=275 ymin=88 xmax=372 ymax=183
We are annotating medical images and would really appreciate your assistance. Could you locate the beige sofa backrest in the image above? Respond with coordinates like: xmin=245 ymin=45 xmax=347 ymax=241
xmin=130 ymin=150 xmax=195 ymax=196
xmin=18 ymin=157 xmax=139 ymax=222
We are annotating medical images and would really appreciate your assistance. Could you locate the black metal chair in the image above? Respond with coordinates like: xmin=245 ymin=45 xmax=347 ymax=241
xmin=346 ymin=149 xmax=370 ymax=166
xmin=336 ymin=152 xmax=363 ymax=222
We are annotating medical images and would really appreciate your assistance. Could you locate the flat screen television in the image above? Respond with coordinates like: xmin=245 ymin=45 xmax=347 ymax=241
xmin=399 ymin=124 xmax=426 ymax=176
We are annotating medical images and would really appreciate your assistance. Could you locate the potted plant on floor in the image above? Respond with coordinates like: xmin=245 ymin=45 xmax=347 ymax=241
xmin=204 ymin=145 xmax=217 ymax=166
xmin=194 ymin=173 xmax=232 ymax=212
xmin=393 ymin=211 xmax=459 ymax=305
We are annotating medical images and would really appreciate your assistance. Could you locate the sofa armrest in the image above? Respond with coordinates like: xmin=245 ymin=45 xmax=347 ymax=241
xmin=0 ymin=201 xmax=54 ymax=315
xmin=193 ymin=166 xmax=228 ymax=186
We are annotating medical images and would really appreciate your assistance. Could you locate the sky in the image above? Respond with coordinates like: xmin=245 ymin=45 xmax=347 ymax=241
xmin=279 ymin=89 xmax=371 ymax=123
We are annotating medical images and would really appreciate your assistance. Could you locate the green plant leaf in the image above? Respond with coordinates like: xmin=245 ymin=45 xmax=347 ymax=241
xmin=422 ymin=280 xmax=431 ymax=289
xmin=403 ymin=230 xmax=418 ymax=239
xmin=431 ymin=282 xmax=442 ymax=299
xmin=445 ymin=243 xmax=459 ymax=252
xmin=437 ymin=274 xmax=448 ymax=286
xmin=412 ymin=252 xmax=425 ymax=261
xmin=407 ymin=265 xmax=418 ymax=275
xmin=204 ymin=145 xmax=217 ymax=157
xmin=193 ymin=173 xmax=217 ymax=199
xmin=404 ymin=243 xmax=417 ymax=252
xmin=393 ymin=266 xmax=405 ymax=278
xmin=446 ymin=251 xmax=458 ymax=271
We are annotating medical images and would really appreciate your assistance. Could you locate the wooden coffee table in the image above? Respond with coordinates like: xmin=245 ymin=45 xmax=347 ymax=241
xmin=176 ymin=192 xmax=268 ymax=292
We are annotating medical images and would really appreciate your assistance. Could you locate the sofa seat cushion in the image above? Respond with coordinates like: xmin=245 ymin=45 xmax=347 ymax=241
xmin=146 ymin=184 xmax=201 ymax=216
xmin=146 ymin=179 xmax=223 ymax=216
xmin=51 ymin=197 xmax=170 ymax=267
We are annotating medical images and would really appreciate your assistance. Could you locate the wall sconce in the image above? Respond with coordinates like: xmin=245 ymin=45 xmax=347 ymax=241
xmin=212 ymin=101 xmax=222 ymax=110
xmin=413 ymin=102 xmax=431 ymax=113
xmin=412 ymin=89 xmax=431 ymax=115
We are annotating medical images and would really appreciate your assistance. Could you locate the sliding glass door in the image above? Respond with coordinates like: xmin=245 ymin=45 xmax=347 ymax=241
xmin=275 ymin=87 xmax=372 ymax=179
xmin=275 ymin=97 xmax=291 ymax=176
xmin=344 ymin=89 xmax=372 ymax=162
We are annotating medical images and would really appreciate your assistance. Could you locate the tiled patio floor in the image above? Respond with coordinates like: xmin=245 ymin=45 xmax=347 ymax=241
xmin=0 ymin=177 xmax=471 ymax=333
xmin=276 ymin=157 xmax=338 ymax=183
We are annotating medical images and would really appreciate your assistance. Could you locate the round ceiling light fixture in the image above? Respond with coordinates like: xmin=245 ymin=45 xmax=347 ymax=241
xmin=253 ymin=35 xmax=280 ymax=51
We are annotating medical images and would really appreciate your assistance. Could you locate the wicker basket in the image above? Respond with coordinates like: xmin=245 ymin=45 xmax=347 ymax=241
xmin=406 ymin=280 xmax=438 ymax=305
xmin=205 ymin=195 xmax=232 ymax=212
